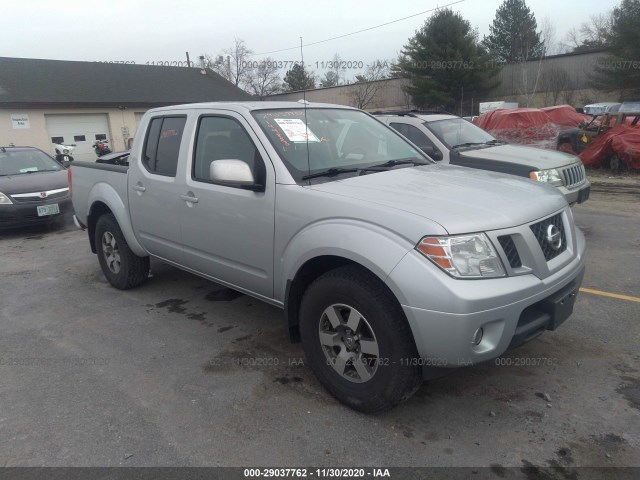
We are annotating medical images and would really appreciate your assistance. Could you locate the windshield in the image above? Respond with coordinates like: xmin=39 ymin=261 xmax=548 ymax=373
xmin=0 ymin=149 xmax=63 ymax=176
xmin=620 ymin=101 xmax=640 ymax=113
xmin=251 ymin=108 xmax=428 ymax=182
xmin=424 ymin=118 xmax=495 ymax=148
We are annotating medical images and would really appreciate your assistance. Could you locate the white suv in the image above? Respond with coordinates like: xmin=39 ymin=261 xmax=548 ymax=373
xmin=375 ymin=111 xmax=591 ymax=205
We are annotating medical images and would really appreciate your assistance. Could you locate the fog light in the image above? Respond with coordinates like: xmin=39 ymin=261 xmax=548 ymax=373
xmin=472 ymin=328 xmax=484 ymax=345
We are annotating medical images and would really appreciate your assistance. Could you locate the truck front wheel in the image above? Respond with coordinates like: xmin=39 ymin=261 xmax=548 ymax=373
xmin=299 ymin=265 xmax=422 ymax=413
xmin=95 ymin=213 xmax=149 ymax=290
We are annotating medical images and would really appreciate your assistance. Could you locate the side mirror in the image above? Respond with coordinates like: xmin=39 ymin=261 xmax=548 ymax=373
xmin=210 ymin=159 xmax=263 ymax=191
xmin=422 ymin=146 xmax=442 ymax=161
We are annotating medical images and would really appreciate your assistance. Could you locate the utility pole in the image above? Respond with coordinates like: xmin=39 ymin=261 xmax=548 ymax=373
xmin=185 ymin=52 xmax=191 ymax=68
xmin=226 ymin=55 xmax=232 ymax=83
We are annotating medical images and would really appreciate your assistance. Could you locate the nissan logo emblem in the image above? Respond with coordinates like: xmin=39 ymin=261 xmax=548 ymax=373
xmin=546 ymin=224 xmax=562 ymax=250
xmin=39 ymin=192 xmax=47 ymax=198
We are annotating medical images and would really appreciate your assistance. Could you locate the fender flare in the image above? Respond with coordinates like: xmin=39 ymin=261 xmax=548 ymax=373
xmin=88 ymin=182 xmax=147 ymax=257
xmin=278 ymin=219 xmax=418 ymax=301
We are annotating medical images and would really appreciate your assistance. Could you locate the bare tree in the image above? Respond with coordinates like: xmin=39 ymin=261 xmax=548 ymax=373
xmin=349 ymin=60 xmax=390 ymax=110
xmin=561 ymin=12 xmax=613 ymax=51
xmin=562 ymin=86 xmax=576 ymax=106
xmin=560 ymin=27 xmax=581 ymax=52
xmin=517 ymin=42 xmax=544 ymax=107
xmin=246 ymin=58 xmax=282 ymax=98
xmin=541 ymin=67 xmax=572 ymax=105
xmin=319 ymin=54 xmax=346 ymax=87
xmin=580 ymin=13 xmax=612 ymax=46
xmin=540 ymin=17 xmax=558 ymax=55
xmin=204 ymin=38 xmax=254 ymax=89
xmin=517 ymin=16 xmax=556 ymax=106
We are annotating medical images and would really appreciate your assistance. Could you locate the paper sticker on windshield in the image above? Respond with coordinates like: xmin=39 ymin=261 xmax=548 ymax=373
xmin=19 ymin=167 xmax=38 ymax=173
xmin=274 ymin=118 xmax=319 ymax=143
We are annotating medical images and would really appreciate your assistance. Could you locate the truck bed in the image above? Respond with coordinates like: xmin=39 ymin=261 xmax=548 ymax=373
xmin=70 ymin=161 xmax=129 ymax=227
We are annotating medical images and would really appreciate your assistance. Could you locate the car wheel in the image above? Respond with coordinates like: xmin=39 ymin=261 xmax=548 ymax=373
xmin=95 ymin=213 xmax=149 ymax=290
xmin=299 ymin=265 xmax=422 ymax=413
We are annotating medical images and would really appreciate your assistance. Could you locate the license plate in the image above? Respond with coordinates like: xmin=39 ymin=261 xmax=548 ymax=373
xmin=543 ymin=288 xmax=579 ymax=331
xmin=37 ymin=204 xmax=60 ymax=216
xmin=578 ymin=186 xmax=590 ymax=203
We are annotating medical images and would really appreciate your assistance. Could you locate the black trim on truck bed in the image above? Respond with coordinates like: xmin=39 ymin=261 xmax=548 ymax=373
xmin=71 ymin=161 xmax=128 ymax=173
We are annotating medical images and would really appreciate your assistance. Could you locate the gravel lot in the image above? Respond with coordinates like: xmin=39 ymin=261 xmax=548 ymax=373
xmin=0 ymin=177 xmax=638 ymax=472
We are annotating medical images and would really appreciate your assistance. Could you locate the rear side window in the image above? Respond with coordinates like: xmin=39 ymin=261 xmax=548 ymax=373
xmin=142 ymin=116 xmax=186 ymax=176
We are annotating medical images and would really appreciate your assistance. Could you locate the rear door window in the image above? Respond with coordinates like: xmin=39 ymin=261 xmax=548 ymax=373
xmin=142 ymin=116 xmax=186 ymax=176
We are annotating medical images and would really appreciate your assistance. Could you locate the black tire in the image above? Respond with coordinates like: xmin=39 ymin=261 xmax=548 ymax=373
xmin=95 ymin=213 xmax=149 ymax=290
xmin=299 ymin=265 xmax=422 ymax=413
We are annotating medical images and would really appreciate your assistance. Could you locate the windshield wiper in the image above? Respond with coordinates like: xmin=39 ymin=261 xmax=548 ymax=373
xmin=301 ymin=167 xmax=360 ymax=180
xmin=451 ymin=142 xmax=486 ymax=149
xmin=485 ymin=139 xmax=505 ymax=145
xmin=360 ymin=158 xmax=429 ymax=173
xmin=21 ymin=169 xmax=60 ymax=174
xmin=301 ymin=158 xmax=429 ymax=180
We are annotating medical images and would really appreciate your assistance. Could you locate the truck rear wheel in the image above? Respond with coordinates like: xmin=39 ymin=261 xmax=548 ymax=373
xmin=95 ymin=213 xmax=149 ymax=290
xmin=299 ymin=265 xmax=422 ymax=413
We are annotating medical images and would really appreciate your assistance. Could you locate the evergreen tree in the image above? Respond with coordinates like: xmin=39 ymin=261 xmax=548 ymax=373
xmin=483 ymin=0 xmax=544 ymax=63
xmin=394 ymin=9 xmax=499 ymax=110
xmin=590 ymin=0 xmax=640 ymax=98
xmin=283 ymin=64 xmax=316 ymax=91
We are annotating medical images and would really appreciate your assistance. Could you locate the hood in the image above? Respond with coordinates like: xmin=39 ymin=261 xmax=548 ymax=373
xmin=310 ymin=165 xmax=567 ymax=234
xmin=0 ymin=169 xmax=68 ymax=195
xmin=460 ymin=144 xmax=577 ymax=170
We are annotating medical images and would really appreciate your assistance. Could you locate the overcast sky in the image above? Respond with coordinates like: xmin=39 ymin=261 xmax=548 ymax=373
xmin=2 ymin=0 xmax=617 ymax=77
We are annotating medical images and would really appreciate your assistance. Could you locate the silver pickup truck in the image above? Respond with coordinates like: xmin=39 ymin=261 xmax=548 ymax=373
xmin=71 ymin=102 xmax=586 ymax=412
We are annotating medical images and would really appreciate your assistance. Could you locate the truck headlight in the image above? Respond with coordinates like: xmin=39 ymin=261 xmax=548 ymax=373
xmin=529 ymin=169 xmax=563 ymax=186
xmin=416 ymin=233 xmax=506 ymax=278
xmin=0 ymin=192 xmax=13 ymax=204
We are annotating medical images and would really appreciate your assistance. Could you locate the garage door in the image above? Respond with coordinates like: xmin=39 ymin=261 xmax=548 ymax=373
xmin=45 ymin=114 xmax=111 ymax=162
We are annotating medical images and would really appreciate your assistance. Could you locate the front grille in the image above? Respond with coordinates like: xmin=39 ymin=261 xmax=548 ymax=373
xmin=530 ymin=213 xmax=567 ymax=261
xmin=498 ymin=235 xmax=522 ymax=268
xmin=10 ymin=188 xmax=69 ymax=203
xmin=561 ymin=163 xmax=586 ymax=189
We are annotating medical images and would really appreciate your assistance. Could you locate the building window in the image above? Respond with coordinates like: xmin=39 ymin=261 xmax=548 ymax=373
xmin=74 ymin=135 xmax=86 ymax=142
xmin=95 ymin=134 xmax=107 ymax=141
xmin=51 ymin=136 xmax=64 ymax=144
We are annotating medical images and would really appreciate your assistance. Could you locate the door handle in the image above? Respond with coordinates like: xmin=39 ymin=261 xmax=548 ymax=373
xmin=180 ymin=194 xmax=199 ymax=203
xmin=132 ymin=184 xmax=146 ymax=192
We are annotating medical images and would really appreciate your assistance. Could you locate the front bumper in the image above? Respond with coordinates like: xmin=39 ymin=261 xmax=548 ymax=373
xmin=0 ymin=196 xmax=72 ymax=229
xmin=559 ymin=179 xmax=590 ymax=205
xmin=386 ymin=223 xmax=586 ymax=369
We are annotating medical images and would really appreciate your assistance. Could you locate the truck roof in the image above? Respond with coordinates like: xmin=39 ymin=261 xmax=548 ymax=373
xmin=146 ymin=101 xmax=357 ymax=114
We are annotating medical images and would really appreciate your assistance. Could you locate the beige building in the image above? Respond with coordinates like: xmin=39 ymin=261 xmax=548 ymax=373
xmin=0 ymin=57 xmax=250 ymax=161
xmin=268 ymin=50 xmax=618 ymax=114
xmin=268 ymin=78 xmax=412 ymax=113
